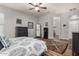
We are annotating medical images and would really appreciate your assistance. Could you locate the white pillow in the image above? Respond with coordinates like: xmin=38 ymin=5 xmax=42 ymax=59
xmin=0 ymin=36 xmax=11 ymax=48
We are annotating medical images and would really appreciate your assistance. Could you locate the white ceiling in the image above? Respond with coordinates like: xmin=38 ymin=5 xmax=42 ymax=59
xmin=0 ymin=3 xmax=79 ymax=14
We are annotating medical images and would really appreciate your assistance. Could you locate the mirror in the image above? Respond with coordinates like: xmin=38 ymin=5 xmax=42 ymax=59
xmin=36 ymin=24 xmax=41 ymax=38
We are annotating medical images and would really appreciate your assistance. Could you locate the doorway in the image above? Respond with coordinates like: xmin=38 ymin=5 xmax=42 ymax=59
xmin=43 ymin=28 xmax=48 ymax=39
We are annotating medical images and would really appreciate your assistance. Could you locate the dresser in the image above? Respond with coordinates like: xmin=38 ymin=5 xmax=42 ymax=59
xmin=72 ymin=32 xmax=79 ymax=56
xmin=16 ymin=27 xmax=28 ymax=37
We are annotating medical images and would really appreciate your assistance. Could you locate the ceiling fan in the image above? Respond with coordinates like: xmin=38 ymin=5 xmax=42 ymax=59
xmin=29 ymin=3 xmax=47 ymax=12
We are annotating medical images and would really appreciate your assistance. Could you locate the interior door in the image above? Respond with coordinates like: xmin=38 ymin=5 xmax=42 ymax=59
xmin=53 ymin=16 xmax=61 ymax=39
xmin=44 ymin=28 xmax=48 ymax=39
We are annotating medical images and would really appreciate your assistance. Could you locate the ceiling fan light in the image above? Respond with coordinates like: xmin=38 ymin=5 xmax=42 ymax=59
xmin=35 ymin=7 xmax=40 ymax=11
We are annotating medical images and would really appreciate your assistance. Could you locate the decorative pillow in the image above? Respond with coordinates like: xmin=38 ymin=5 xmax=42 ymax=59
xmin=34 ymin=43 xmax=42 ymax=52
xmin=0 ymin=36 xmax=5 ymax=48
xmin=0 ymin=36 xmax=11 ymax=48
xmin=0 ymin=41 xmax=4 ymax=50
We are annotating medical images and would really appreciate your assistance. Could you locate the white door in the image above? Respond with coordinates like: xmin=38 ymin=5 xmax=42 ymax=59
xmin=53 ymin=17 xmax=61 ymax=39
xmin=69 ymin=20 xmax=79 ymax=39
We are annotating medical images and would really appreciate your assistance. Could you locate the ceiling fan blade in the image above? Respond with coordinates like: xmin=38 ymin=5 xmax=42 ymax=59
xmin=29 ymin=3 xmax=35 ymax=6
xmin=38 ymin=3 xmax=42 ymax=5
xmin=29 ymin=8 xmax=34 ymax=10
xmin=40 ymin=7 xmax=47 ymax=9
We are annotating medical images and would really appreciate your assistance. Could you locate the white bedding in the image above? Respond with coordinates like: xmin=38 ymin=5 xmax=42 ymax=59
xmin=0 ymin=37 xmax=47 ymax=56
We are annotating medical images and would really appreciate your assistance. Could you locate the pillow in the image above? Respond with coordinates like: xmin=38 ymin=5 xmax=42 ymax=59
xmin=0 ymin=36 xmax=11 ymax=48
xmin=0 ymin=36 xmax=5 ymax=48
xmin=0 ymin=41 xmax=4 ymax=50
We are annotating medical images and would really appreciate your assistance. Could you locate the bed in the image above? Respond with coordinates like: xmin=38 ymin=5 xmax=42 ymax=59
xmin=0 ymin=37 xmax=47 ymax=56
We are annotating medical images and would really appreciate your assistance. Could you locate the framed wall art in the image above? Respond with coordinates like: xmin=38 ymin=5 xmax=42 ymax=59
xmin=28 ymin=22 xmax=33 ymax=29
xmin=16 ymin=18 xmax=22 ymax=24
xmin=45 ymin=22 xmax=48 ymax=26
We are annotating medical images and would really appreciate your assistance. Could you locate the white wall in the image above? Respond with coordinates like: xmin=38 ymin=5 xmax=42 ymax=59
xmin=0 ymin=6 xmax=63 ymax=39
xmin=69 ymin=20 xmax=79 ymax=39
xmin=38 ymin=10 xmax=79 ymax=39
xmin=0 ymin=5 xmax=79 ymax=39
xmin=0 ymin=6 xmax=38 ymax=38
xmin=38 ymin=12 xmax=61 ymax=39
xmin=60 ymin=10 xmax=79 ymax=39
xmin=0 ymin=13 xmax=4 ymax=36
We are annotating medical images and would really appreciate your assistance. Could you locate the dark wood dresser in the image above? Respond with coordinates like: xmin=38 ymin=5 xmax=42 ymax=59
xmin=16 ymin=27 xmax=28 ymax=37
xmin=72 ymin=32 xmax=79 ymax=56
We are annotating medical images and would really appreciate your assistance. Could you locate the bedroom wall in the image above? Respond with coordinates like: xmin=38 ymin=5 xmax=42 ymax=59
xmin=38 ymin=10 xmax=79 ymax=40
xmin=0 ymin=5 xmax=79 ymax=39
xmin=38 ymin=12 xmax=61 ymax=39
xmin=60 ymin=10 xmax=79 ymax=39
xmin=0 ymin=6 xmax=38 ymax=38
xmin=0 ymin=13 xmax=4 ymax=36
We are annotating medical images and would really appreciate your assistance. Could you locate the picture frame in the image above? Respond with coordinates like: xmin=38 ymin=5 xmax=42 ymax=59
xmin=16 ymin=18 xmax=22 ymax=24
xmin=45 ymin=22 xmax=48 ymax=26
xmin=28 ymin=22 xmax=33 ymax=29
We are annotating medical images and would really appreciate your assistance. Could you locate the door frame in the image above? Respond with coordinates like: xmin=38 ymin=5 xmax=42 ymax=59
xmin=43 ymin=27 xmax=48 ymax=39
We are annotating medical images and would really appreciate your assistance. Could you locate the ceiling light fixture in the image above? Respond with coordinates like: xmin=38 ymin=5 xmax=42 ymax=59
xmin=29 ymin=3 xmax=47 ymax=12
xmin=35 ymin=7 xmax=40 ymax=11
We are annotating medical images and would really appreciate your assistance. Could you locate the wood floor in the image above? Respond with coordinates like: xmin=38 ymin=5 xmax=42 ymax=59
xmin=42 ymin=39 xmax=72 ymax=56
